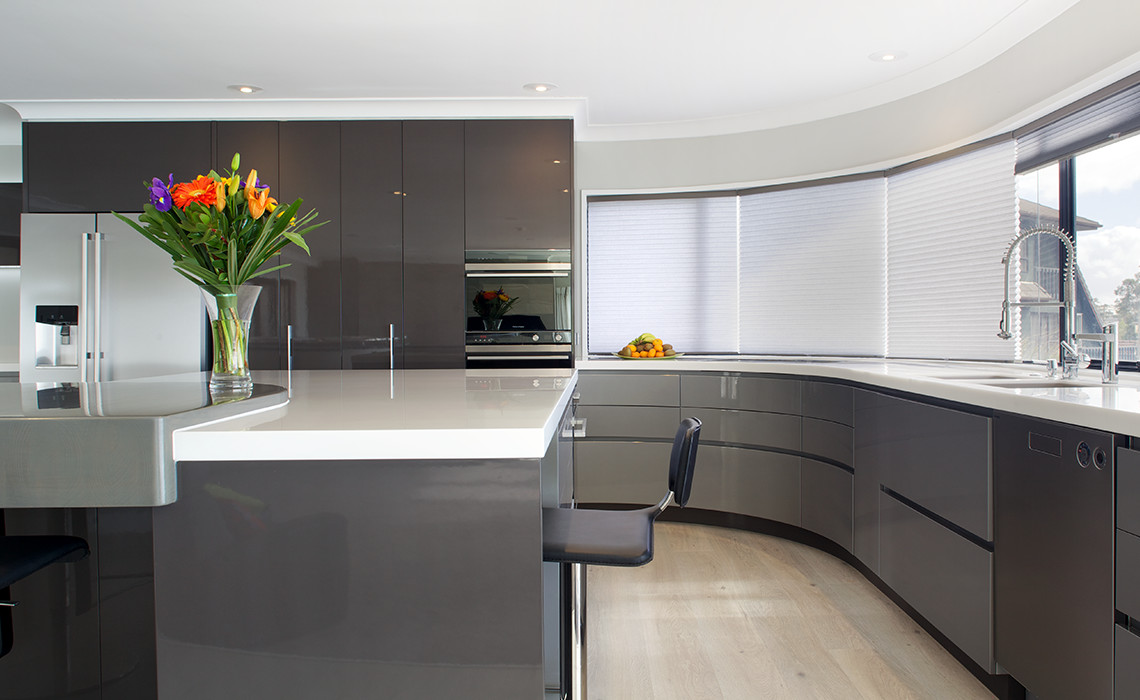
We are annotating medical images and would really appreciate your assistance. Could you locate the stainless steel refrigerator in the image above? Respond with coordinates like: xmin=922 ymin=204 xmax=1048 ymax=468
xmin=19 ymin=213 xmax=205 ymax=383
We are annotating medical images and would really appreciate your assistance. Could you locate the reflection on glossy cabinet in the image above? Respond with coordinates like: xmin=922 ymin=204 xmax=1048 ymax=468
xmin=464 ymin=120 xmax=572 ymax=250
xmin=278 ymin=122 xmax=342 ymax=369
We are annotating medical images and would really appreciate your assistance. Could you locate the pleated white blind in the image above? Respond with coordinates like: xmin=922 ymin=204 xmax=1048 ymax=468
xmin=739 ymin=178 xmax=887 ymax=355
xmin=586 ymin=197 xmax=739 ymax=354
xmin=886 ymin=139 xmax=1018 ymax=360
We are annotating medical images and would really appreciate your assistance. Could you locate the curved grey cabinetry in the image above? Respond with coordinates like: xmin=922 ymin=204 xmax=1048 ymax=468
xmin=575 ymin=369 xmax=996 ymax=679
xmin=574 ymin=371 xmax=854 ymax=552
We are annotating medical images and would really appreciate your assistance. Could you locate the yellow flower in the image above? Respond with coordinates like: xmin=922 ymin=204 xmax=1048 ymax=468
xmin=265 ymin=196 xmax=278 ymax=213
xmin=244 ymin=170 xmax=259 ymax=200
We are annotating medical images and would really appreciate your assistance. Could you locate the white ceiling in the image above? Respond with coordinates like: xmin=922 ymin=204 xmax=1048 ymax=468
xmin=0 ymin=0 xmax=1097 ymax=145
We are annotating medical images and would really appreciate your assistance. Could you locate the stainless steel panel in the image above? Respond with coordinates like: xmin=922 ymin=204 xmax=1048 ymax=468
xmin=94 ymin=214 xmax=204 ymax=381
xmin=801 ymin=458 xmax=853 ymax=551
xmin=19 ymin=214 xmax=90 ymax=382
xmin=802 ymin=381 xmax=853 ymax=426
xmin=573 ymin=441 xmax=672 ymax=505
xmin=879 ymin=492 xmax=993 ymax=670
xmin=680 ymin=374 xmax=801 ymax=414
xmin=802 ymin=417 xmax=853 ymax=466
xmin=576 ymin=405 xmax=681 ymax=440
xmin=994 ymin=412 xmax=1114 ymax=700
xmin=686 ymin=445 xmax=800 ymax=525
xmin=856 ymin=390 xmax=991 ymax=541
xmin=576 ymin=371 xmax=679 ymax=407
xmin=1118 ymin=529 xmax=1140 ymax=620
xmin=1119 ymin=446 xmax=1140 ymax=536
xmin=154 ymin=457 xmax=545 ymax=699
xmin=1116 ymin=626 xmax=1140 ymax=699
xmin=685 ymin=406 xmax=800 ymax=451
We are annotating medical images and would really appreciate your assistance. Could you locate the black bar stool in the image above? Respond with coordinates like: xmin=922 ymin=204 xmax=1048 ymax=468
xmin=543 ymin=416 xmax=701 ymax=699
xmin=0 ymin=535 xmax=90 ymax=658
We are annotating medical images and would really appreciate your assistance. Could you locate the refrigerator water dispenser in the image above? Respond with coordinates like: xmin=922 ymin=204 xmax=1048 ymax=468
xmin=34 ymin=305 xmax=79 ymax=368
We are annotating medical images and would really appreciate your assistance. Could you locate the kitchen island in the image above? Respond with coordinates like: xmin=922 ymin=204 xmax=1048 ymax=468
xmin=0 ymin=369 xmax=577 ymax=700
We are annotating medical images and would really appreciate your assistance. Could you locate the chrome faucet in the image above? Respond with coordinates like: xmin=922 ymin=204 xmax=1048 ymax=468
xmin=998 ymin=226 xmax=1092 ymax=380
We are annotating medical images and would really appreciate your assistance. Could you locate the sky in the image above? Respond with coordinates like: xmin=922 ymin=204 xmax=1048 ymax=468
xmin=1016 ymin=132 xmax=1140 ymax=304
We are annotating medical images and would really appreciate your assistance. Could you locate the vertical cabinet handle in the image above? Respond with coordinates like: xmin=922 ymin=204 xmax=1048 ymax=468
xmin=287 ymin=324 xmax=293 ymax=373
xmin=92 ymin=233 xmax=103 ymax=382
xmin=389 ymin=323 xmax=395 ymax=370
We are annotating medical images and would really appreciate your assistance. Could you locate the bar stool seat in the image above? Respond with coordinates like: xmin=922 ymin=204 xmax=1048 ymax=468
xmin=1 ymin=535 xmax=90 ymax=658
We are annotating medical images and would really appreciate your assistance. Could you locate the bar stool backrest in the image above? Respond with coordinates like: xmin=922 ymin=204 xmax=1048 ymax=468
xmin=668 ymin=417 xmax=701 ymax=508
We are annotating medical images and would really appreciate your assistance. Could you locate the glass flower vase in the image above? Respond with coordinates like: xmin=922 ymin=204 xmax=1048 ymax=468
xmin=482 ymin=317 xmax=503 ymax=331
xmin=201 ymin=285 xmax=261 ymax=397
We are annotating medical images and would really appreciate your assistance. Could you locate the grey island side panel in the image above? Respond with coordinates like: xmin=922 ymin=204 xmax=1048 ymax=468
xmin=152 ymin=454 xmax=547 ymax=699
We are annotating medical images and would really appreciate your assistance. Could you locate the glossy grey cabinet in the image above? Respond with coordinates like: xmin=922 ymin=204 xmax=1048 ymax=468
xmin=278 ymin=121 xmax=343 ymax=369
xmin=0 ymin=508 xmax=157 ymax=699
xmin=681 ymin=374 xmax=800 ymax=414
xmin=879 ymin=492 xmax=992 ymax=670
xmin=341 ymin=121 xmax=404 ymax=370
xmin=686 ymin=407 xmax=800 ymax=451
xmin=801 ymin=458 xmax=853 ymax=551
xmin=576 ymin=405 xmax=681 ymax=440
xmin=576 ymin=371 xmax=679 ymax=407
xmin=24 ymin=122 xmax=212 ymax=213
xmin=402 ymin=121 xmax=465 ymax=369
xmin=687 ymin=445 xmax=800 ymax=524
xmin=464 ymin=120 xmax=572 ymax=250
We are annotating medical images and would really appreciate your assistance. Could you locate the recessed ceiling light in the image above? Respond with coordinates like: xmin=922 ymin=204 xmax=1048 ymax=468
xmin=868 ymin=51 xmax=907 ymax=63
xmin=523 ymin=83 xmax=557 ymax=94
xmin=227 ymin=84 xmax=263 ymax=94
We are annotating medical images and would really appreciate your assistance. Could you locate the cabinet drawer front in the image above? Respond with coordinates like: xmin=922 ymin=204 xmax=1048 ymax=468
xmin=681 ymin=374 xmax=800 ymax=413
xmin=802 ymin=417 xmax=853 ymax=466
xmin=573 ymin=441 xmax=672 ymax=505
xmin=686 ymin=408 xmax=800 ymax=451
xmin=802 ymin=382 xmax=853 ymax=426
xmin=577 ymin=371 xmax=679 ymax=407
xmin=576 ymin=406 xmax=681 ymax=440
xmin=802 ymin=459 xmax=853 ymax=551
xmin=687 ymin=445 xmax=800 ymax=525
xmin=1116 ymin=626 xmax=1140 ymax=699
xmin=857 ymin=392 xmax=992 ymax=541
xmin=1119 ymin=447 xmax=1140 ymax=537
xmin=879 ymin=492 xmax=993 ymax=670
xmin=1118 ymin=529 xmax=1140 ymax=620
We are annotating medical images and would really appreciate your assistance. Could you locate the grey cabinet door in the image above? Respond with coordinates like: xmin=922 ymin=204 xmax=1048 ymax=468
xmin=801 ymin=459 xmax=852 ymax=551
xmin=340 ymin=121 xmax=404 ymax=370
xmin=278 ymin=122 xmax=342 ymax=369
xmin=878 ymin=492 xmax=993 ymax=670
xmin=402 ymin=121 xmax=465 ymax=368
xmin=464 ymin=120 xmax=573 ymax=250
xmin=24 ymin=122 xmax=212 ymax=213
xmin=686 ymin=445 xmax=800 ymax=524
xmin=573 ymin=441 xmax=673 ymax=505
xmin=681 ymin=374 xmax=801 ymax=414
xmin=576 ymin=371 xmax=680 ymax=407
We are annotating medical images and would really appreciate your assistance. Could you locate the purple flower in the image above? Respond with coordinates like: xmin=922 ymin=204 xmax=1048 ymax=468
xmin=149 ymin=174 xmax=174 ymax=212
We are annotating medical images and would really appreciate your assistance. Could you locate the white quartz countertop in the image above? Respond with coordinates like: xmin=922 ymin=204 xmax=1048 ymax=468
xmin=579 ymin=356 xmax=1140 ymax=437
xmin=173 ymin=369 xmax=578 ymax=462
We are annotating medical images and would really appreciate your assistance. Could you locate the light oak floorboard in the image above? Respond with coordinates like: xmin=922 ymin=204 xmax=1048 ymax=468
xmin=587 ymin=523 xmax=994 ymax=700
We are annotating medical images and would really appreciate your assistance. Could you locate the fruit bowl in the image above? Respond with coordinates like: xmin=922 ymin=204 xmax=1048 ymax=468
xmin=611 ymin=352 xmax=685 ymax=360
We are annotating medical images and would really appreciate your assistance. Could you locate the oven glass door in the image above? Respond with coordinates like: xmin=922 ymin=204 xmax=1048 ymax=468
xmin=465 ymin=270 xmax=571 ymax=332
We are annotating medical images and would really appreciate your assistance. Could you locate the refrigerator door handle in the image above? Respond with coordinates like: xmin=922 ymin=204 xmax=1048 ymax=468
xmin=79 ymin=232 xmax=92 ymax=383
xmin=91 ymin=232 xmax=104 ymax=382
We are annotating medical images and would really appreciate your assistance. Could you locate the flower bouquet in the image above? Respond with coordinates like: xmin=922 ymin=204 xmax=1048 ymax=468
xmin=114 ymin=153 xmax=325 ymax=393
xmin=472 ymin=288 xmax=519 ymax=330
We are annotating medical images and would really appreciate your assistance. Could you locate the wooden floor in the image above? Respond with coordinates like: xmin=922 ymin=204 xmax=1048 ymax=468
xmin=587 ymin=522 xmax=995 ymax=700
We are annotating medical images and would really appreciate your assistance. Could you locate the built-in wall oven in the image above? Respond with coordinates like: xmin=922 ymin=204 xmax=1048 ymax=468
xmin=465 ymin=250 xmax=572 ymax=368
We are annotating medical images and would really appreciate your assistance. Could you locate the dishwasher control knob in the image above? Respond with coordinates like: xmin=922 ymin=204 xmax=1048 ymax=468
xmin=1077 ymin=441 xmax=1091 ymax=468
xmin=532 ymin=334 xmax=540 ymax=342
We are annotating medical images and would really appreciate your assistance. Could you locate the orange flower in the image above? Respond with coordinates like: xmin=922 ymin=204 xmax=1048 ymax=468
xmin=170 ymin=175 xmax=218 ymax=208
xmin=247 ymin=187 xmax=270 ymax=219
